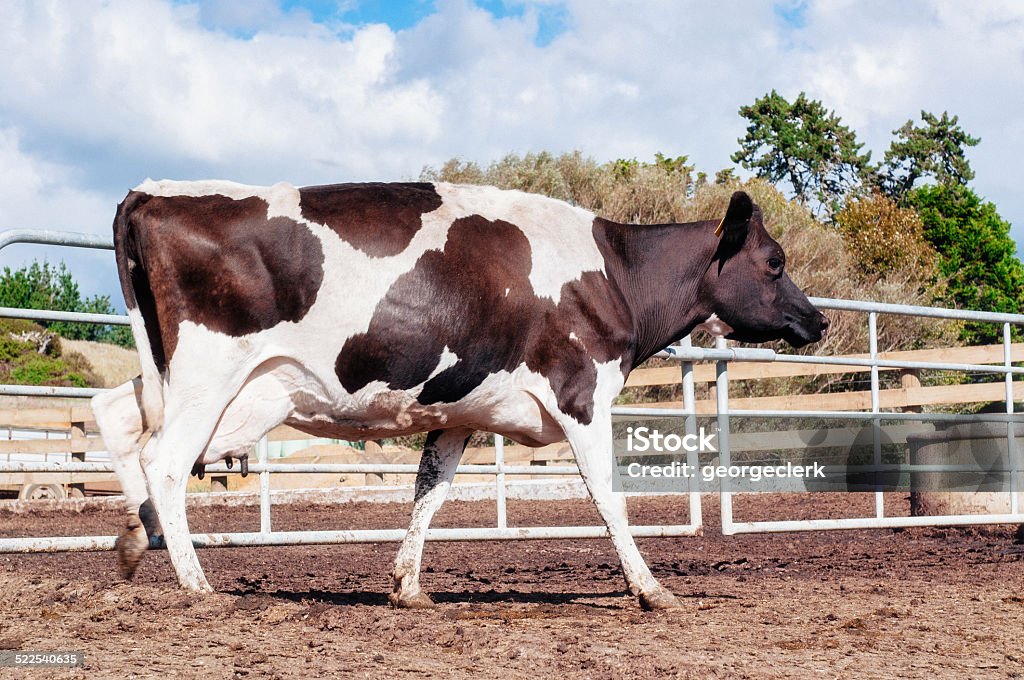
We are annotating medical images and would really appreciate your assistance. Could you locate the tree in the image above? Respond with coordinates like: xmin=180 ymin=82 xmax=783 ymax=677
xmin=732 ymin=90 xmax=872 ymax=216
xmin=907 ymin=184 xmax=1024 ymax=344
xmin=714 ymin=168 xmax=738 ymax=185
xmin=880 ymin=111 xmax=980 ymax=202
xmin=0 ymin=261 xmax=134 ymax=347
xmin=835 ymin=192 xmax=939 ymax=284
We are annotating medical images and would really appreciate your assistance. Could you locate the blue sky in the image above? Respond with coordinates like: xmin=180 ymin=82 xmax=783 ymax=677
xmin=1 ymin=0 xmax=1022 ymax=308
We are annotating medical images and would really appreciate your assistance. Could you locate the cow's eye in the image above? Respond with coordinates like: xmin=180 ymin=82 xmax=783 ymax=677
xmin=768 ymin=257 xmax=783 ymax=271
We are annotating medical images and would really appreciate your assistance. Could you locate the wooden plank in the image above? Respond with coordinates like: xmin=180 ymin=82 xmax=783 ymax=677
xmin=882 ymin=381 xmax=1024 ymax=410
xmin=728 ymin=424 xmax=934 ymax=452
xmin=71 ymin=406 xmax=95 ymax=424
xmin=624 ymin=366 xmax=680 ymax=387
xmin=530 ymin=443 xmax=575 ymax=462
xmin=0 ymin=407 xmax=74 ymax=430
xmin=70 ymin=421 xmax=87 ymax=455
xmin=3 ymin=342 xmax=1019 ymax=433
xmin=0 ymin=472 xmax=118 ymax=485
xmin=461 ymin=446 xmax=537 ymax=465
xmin=0 ymin=437 xmax=108 ymax=455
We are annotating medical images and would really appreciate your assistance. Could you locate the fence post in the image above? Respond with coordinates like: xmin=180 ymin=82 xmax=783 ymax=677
xmin=869 ymin=312 xmax=884 ymax=519
xmin=899 ymin=369 xmax=922 ymax=413
xmin=1005 ymin=323 xmax=1019 ymax=516
xmin=365 ymin=440 xmax=385 ymax=485
xmin=680 ymin=335 xmax=702 ymax=533
xmin=495 ymin=435 xmax=507 ymax=529
xmin=69 ymin=419 xmax=86 ymax=498
xmin=714 ymin=336 xmax=734 ymax=535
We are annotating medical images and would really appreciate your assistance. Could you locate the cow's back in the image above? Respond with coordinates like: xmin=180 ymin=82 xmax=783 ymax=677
xmin=121 ymin=179 xmax=633 ymax=433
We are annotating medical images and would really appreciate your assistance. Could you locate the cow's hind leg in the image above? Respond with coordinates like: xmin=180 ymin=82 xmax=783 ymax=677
xmin=140 ymin=425 xmax=214 ymax=591
xmin=390 ymin=428 xmax=472 ymax=608
xmin=562 ymin=415 xmax=681 ymax=610
xmin=139 ymin=365 xmax=293 ymax=589
xmin=91 ymin=379 xmax=161 ymax=579
xmin=139 ymin=379 xmax=250 ymax=592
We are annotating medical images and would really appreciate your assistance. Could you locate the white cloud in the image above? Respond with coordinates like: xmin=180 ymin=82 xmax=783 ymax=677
xmin=0 ymin=128 xmax=110 ymax=233
xmin=0 ymin=0 xmax=443 ymax=183
xmin=0 ymin=127 xmax=118 ymax=299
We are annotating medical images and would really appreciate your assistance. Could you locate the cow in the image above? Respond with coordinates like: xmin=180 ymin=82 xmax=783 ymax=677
xmin=91 ymin=180 xmax=828 ymax=610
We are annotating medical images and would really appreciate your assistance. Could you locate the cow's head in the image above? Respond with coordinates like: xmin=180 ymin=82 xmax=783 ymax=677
xmin=698 ymin=191 xmax=828 ymax=348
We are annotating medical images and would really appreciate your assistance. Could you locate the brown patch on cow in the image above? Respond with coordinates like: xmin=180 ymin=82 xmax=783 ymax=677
xmin=298 ymin=183 xmax=442 ymax=258
xmin=335 ymin=215 xmax=632 ymax=424
xmin=121 ymin=193 xmax=325 ymax=367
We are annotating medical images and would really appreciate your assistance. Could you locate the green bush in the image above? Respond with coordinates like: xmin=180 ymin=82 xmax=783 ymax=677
xmin=10 ymin=355 xmax=88 ymax=388
xmin=0 ymin=260 xmax=134 ymax=347
xmin=0 ymin=319 xmax=98 ymax=387
xmin=835 ymin=192 xmax=941 ymax=285
xmin=907 ymin=184 xmax=1024 ymax=344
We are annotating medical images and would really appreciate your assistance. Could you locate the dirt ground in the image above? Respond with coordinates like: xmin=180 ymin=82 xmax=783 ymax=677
xmin=0 ymin=494 xmax=1022 ymax=679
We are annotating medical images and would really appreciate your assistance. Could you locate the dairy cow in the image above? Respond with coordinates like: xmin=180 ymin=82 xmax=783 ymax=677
xmin=92 ymin=180 xmax=828 ymax=610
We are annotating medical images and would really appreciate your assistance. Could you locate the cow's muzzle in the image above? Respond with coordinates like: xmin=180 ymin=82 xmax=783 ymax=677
xmin=785 ymin=311 xmax=829 ymax=348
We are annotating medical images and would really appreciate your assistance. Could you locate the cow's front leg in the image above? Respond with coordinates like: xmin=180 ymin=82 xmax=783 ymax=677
xmin=390 ymin=428 xmax=472 ymax=608
xmin=561 ymin=413 xmax=682 ymax=610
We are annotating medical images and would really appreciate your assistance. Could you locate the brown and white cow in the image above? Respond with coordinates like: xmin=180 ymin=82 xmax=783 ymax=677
xmin=92 ymin=180 xmax=827 ymax=610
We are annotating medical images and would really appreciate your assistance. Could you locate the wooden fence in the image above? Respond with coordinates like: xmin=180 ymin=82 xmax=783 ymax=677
xmin=1 ymin=342 xmax=1021 ymax=496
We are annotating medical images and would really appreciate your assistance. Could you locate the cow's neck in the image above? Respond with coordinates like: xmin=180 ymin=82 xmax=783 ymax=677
xmin=594 ymin=217 xmax=718 ymax=366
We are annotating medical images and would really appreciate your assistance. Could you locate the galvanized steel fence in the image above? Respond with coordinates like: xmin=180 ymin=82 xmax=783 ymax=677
xmin=0 ymin=228 xmax=1021 ymax=556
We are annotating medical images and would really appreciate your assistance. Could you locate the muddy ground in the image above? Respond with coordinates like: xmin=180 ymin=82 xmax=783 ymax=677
xmin=0 ymin=494 xmax=1022 ymax=679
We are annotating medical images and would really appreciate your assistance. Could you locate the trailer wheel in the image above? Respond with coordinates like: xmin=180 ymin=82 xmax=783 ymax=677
xmin=19 ymin=484 xmax=67 ymax=501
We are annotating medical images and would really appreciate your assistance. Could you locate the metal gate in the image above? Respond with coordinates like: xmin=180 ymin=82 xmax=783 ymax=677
xmin=0 ymin=229 xmax=1021 ymax=555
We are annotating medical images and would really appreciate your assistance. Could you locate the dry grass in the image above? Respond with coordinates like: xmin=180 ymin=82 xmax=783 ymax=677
xmin=62 ymin=339 xmax=139 ymax=388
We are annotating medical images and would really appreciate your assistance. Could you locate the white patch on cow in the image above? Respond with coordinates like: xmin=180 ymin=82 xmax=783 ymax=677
xmin=135 ymin=178 xmax=264 ymax=200
xmin=198 ymin=367 xmax=295 ymax=464
xmin=592 ymin=358 xmax=626 ymax=416
xmin=126 ymin=307 xmax=164 ymax=429
xmin=426 ymin=346 xmax=460 ymax=381
xmin=135 ymin=178 xmax=306 ymax=224
xmin=91 ymin=379 xmax=149 ymax=512
xmin=695 ymin=313 xmax=734 ymax=337
xmin=504 ymin=287 xmax=510 ymax=296
xmin=431 ymin=183 xmax=605 ymax=304
xmin=264 ymin=182 xmax=304 ymax=221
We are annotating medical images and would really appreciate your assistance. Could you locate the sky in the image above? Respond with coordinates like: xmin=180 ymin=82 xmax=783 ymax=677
xmin=1 ymin=0 xmax=1023 ymax=308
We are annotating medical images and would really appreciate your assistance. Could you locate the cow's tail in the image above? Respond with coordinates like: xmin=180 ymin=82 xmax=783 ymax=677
xmin=113 ymin=191 xmax=165 ymax=432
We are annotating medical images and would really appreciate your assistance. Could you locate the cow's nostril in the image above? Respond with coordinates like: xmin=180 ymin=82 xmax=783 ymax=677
xmin=819 ymin=314 xmax=830 ymax=332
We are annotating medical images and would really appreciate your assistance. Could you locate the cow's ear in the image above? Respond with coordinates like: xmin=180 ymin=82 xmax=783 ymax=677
xmin=714 ymin=191 xmax=756 ymax=239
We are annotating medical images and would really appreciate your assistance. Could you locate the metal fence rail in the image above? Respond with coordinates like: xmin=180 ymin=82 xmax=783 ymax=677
xmin=712 ymin=300 xmax=1024 ymax=533
xmin=0 ymin=228 xmax=1022 ymax=557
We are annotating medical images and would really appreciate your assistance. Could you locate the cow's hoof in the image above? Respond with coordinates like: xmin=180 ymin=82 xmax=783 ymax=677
xmin=389 ymin=590 xmax=436 ymax=609
xmin=638 ymin=588 xmax=682 ymax=611
xmin=115 ymin=522 xmax=149 ymax=580
xmin=180 ymin=579 xmax=214 ymax=593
